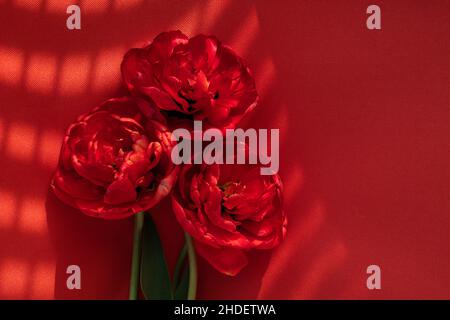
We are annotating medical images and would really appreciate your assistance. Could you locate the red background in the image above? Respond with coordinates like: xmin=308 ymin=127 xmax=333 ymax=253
xmin=0 ymin=0 xmax=448 ymax=299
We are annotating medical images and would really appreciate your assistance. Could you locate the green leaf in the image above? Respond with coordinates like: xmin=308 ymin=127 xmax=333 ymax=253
xmin=173 ymin=245 xmax=187 ymax=289
xmin=174 ymin=264 xmax=189 ymax=300
xmin=140 ymin=214 xmax=172 ymax=300
xmin=185 ymin=233 xmax=197 ymax=300
xmin=173 ymin=244 xmax=188 ymax=300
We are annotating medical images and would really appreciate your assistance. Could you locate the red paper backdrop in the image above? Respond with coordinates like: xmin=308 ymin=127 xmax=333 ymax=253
xmin=0 ymin=0 xmax=448 ymax=299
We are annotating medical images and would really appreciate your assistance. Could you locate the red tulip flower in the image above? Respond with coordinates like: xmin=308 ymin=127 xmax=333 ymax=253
xmin=121 ymin=30 xmax=258 ymax=130
xmin=172 ymin=160 xmax=286 ymax=276
xmin=51 ymin=97 xmax=178 ymax=219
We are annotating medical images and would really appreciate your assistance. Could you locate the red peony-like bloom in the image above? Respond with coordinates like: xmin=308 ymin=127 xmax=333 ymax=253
xmin=171 ymin=161 xmax=286 ymax=276
xmin=121 ymin=30 xmax=258 ymax=130
xmin=51 ymin=97 xmax=178 ymax=219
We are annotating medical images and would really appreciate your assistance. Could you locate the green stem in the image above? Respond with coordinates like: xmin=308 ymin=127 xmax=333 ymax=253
xmin=184 ymin=233 xmax=197 ymax=300
xmin=173 ymin=244 xmax=187 ymax=288
xmin=129 ymin=211 xmax=145 ymax=300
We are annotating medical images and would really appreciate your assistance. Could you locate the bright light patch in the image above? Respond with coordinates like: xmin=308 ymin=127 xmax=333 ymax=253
xmin=0 ymin=189 xmax=17 ymax=228
xmin=81 ymin=0 xmax=109 ymax=13
xmin=13 ymin=0 xmax=42 ymax=10
xmin=59 ymin=53 xmax=91 ymax=95
xmin=18 ymin=195 xmax=47 ymax=235
xmin=45 ymin=0 xmax=71 ymax=13
xmin=25 ymin=53 xmax=57 ymax=94
xmin=201 ymin=0 xmax=232 ymax=30
xmin=37 ymin=129 xmax=62 ymax=167
xmin=6 ymin=122 xmax=37 ymax=161
xmin=0 ymin=259 xmax=29 ymax=298
xmin=0 ymin=46 xmax=24 ymax=86
xmin=92 ymin=47 xmax=125 ymax=92
xmin=30 ymin=261 xmax=55 ymax=299
xmin=229 ymin=5 xmax=259 ymax=55
xmin=169 ymin=4 xmax=200 ymax=37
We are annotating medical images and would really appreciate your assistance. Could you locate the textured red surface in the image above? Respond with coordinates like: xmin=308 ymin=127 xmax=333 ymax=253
xmin=0 ymin=0 xmax=448 ymax=299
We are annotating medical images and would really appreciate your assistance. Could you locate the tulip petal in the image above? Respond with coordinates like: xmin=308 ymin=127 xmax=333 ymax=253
xmin=104 ymin=177 xmax=137 ymax=205
xmin=195 ymin=240 xmax=248 ymax=276
xmin=140 ymin=87 xmax=181 ymax=111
